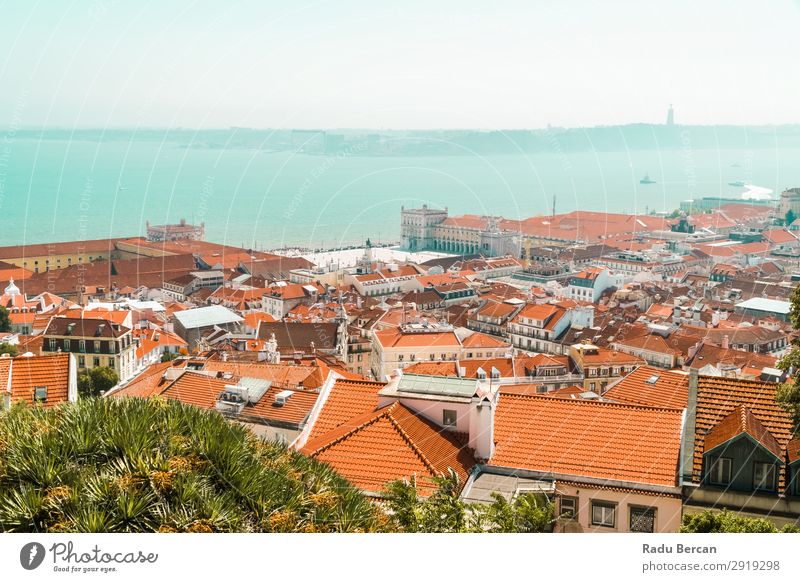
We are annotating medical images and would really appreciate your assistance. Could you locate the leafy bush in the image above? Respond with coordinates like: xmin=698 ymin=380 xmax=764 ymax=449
xmin=681 ymin=510 xmax=799 ymax=533
xmin=0 ymin=397 xmax=380 ymax=532
xmin=383 ymin=470 xmax=555 ymax=533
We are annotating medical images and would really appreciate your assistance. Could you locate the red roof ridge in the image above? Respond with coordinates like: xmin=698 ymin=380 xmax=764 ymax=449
xmin=383 ymin=404 xmax=443 ymax=477
xmin=303 ymin=400 xmax=466 ymax=480
xmin=500 ymin=391 xmax=682 ymax=413
xmin=705 ymin=404 xmax=783 ymax=460
xmin=302 ymin=403 xmax=391 ymax=456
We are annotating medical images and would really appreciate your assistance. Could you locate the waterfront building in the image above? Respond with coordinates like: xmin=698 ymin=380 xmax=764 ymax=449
xmin=146 ymin=218 xmax=205 ymax=242
xmin=779 ymin=187 xmax=800 ymax=221
xmin=400 ymin=205 xmax=449 ymax=251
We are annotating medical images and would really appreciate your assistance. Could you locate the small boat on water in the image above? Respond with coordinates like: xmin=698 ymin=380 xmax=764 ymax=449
xmin=728 ymin=180 xmax=746 ymax=187
xmin=640 ymin=174 xmax=656 ymax=185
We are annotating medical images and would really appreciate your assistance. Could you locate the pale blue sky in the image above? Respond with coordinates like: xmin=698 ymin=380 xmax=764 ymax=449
xmin=1 ymin=0 xmax=799 ymax=129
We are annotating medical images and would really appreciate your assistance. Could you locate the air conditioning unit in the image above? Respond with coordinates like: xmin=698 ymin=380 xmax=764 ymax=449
xmin=274 ymin=390 xmax=294 ymax=407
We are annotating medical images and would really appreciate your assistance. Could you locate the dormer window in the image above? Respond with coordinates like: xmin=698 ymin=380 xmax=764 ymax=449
xmin=34 ymin=386 xmax=47 ymax=403
xmin=753 ymin=462 xmax=776 ymax=492
xmin=709 ymin=457 xmax=731 ymax=486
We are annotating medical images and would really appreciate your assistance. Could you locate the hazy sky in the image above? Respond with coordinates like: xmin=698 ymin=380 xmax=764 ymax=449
xmin=1 ymin=0 xmax=799 ymax=129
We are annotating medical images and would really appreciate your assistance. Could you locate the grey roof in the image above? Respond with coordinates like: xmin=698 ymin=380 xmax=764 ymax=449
xmin=461 ymin=472 xmax=555 ymax=504
xmin=173 ymin=305 xmax=244 ymax=329
xmin=735 ymin=297 xmax=791 ymax=315
xmin=395 ymin=373 xmax=478 ymax=398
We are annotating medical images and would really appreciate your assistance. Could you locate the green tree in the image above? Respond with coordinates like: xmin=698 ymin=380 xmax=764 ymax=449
xmin=383 ymin=470 xmax=556 ymax=533
xmin=786 ymin=209 xmax=796 ymax=227
xmin=681 ymin=510 xmax=799 ymax=533
xmin=0 ymin=397 xmax=381 ymax=532
xmin=478 ymin=491 xmax=555 ymax=533
xmin=776 ymin=284 xmax=800 ymax=429
xmin=160 ymin=351 xmax=178 ymax=363
xmin=0 ymin=344 xmax=18 ymax=357
xmin=77 ymin=367 xmax=119 ymax=398
xmin=77 ymin=370 xmax=93 ymax=398
xmin=0 ymin=306 xmax=11 ymax=333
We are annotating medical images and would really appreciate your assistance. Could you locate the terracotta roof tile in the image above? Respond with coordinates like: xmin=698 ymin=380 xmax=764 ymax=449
xmin=110 ymin=361 xmax=176 ymax=398
xmin=489 ymin=393 xmax=683 ymax=487
xmin=199 ymin=360 xmax=326 ymax=389
xmin=704 ymin=405 xmax=783 ymax=460
xmin=460 ymin=332 xmax=509 ymax=349
xmin=3 ymin=353 xmax=73 ymax=407
xmin=603 ymin=366 xmax=688 ymax=409
xmin=788 ymin=438 xmax=800 ymax=465
xmin=161 ymin=371 xmax=228 ymax=409
xmin=692 ymin=376 xmax=794 ymax=485
xmin=305 ymin=379 xmax=386 ymax=442
xmin=302 ymin=401 xmax=474 ymax=495
xmin=244 ymin=386 xmax=318 ymax=426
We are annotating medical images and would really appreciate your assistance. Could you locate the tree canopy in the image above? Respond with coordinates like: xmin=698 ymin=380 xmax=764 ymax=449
xmin=383 ymin=470 xmax=556 ymax=533
xmin=77 ymin=367 xmax=119 ymax=398
xmin=0 ymin=306 xmax=11 ymax=333
xmin=0 ymin=343 xmax=18 ymax=357
xmin=777 ymin=284 xmax=800 ymax=429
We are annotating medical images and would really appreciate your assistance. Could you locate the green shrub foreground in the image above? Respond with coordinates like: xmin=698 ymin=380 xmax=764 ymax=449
xmin=0 ymin=398 xmax=381 ymax=532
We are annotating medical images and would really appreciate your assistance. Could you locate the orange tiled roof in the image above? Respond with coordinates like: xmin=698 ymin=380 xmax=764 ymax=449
xmin=305 ymin=378 xmax=386 ymax=442
xmin=603 ymin=366 xmax=688 ymax=409
xmin=574 ymin=347 xmax=644 ymax=366
xmin=110 ymin=361 xmax=176 ymax=398
xmin=704 ymin=405 xmax=783 ymax=460
xmin=460 ymin=331 xmax=509 ymax=349
xmin=2 ymin=353 xmax=72 ymax=407
xmin=691 ymin=376 xmax=794 ymax=484
xmin=401 ymin=361 xmax=459 ymax=376
xmin=516 ymin=303 xmax=562 ymax=321
xmin=243 ymin=312 xmax=276 ymax=329
xmin=245 ymin=385 xmax=318 ymax=425
xmin=763 ymin=229 xmax=797 ymax=245
xmin=374 ymin=328 xmax=461 ymax=349
xmin=302 ymin=401 xmax=474 ymax=495
xmin=199 ymin=360 xmax=327 ymax=389
xmin=489 ymin=393 xmax=683 ymax=487
xmin=613 ymin=334 xmax=681 ymax=356
xmin=475 ymin=301 xmax=519 ymax=319
xmin=788 ymin=438 xmax=800 ymax=465
xmin=161 ymin=371 xmax=228 ymax=409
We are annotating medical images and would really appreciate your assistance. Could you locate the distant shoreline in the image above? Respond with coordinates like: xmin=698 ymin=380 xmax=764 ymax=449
xmin=9 ymin=124 xmax=800 ymax=156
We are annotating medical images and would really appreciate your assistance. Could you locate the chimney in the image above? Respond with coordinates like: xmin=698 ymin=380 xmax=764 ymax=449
xmin=681 ymin=368 xmax=699 ymax=483
xmin=468 ymin=392 xmax=497 ymax=462
xmin=721 ymin=335 xmax=729 ymax=350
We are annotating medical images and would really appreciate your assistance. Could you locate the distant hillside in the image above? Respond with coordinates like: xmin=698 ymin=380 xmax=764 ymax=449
xmin=13 ymin=124 xmax=800 ymax=155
